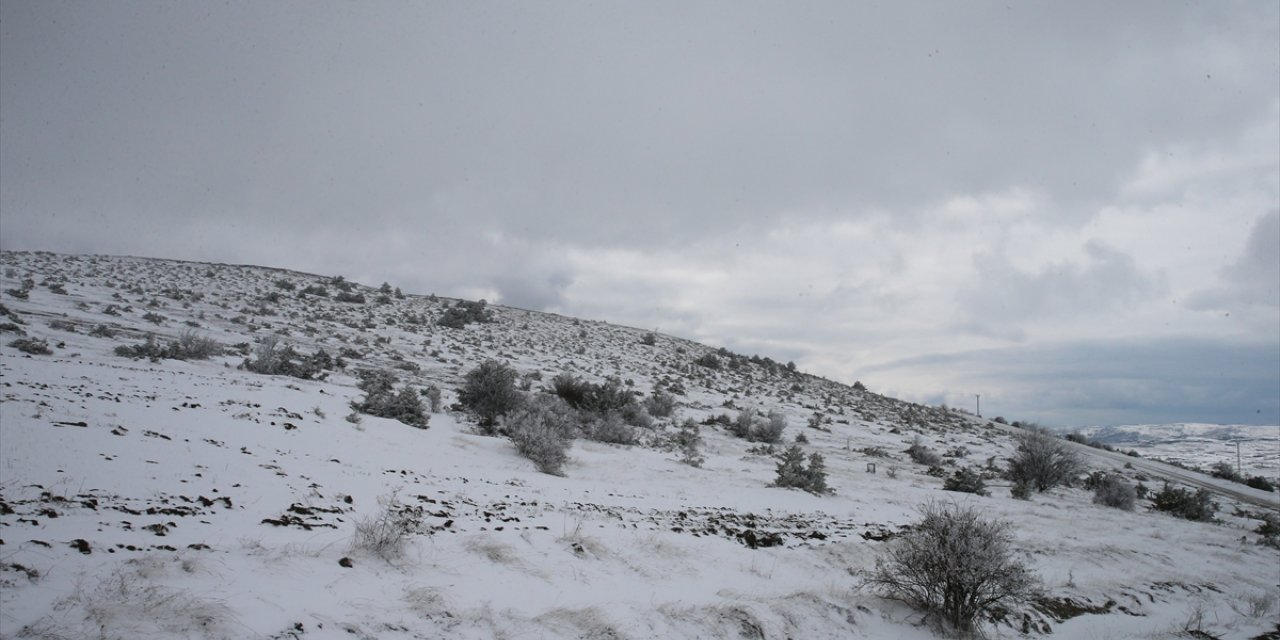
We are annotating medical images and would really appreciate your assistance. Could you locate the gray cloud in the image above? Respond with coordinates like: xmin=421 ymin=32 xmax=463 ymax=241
xmin=959 ymin=241 xmax=1167 ymax=339
xmin=1189 ymin=210 xmax=1280 ymax=310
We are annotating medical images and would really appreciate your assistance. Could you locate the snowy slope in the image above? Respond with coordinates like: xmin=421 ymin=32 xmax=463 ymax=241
xmin=1 ymin=251 xmax=1277 ymax=640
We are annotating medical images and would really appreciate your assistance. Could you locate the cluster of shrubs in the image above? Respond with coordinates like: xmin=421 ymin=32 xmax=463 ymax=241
xmin=438 ymin=299 xmax=494 ymax=329
xmin=350 ymin=370 xmax=428 ymax=429
xmin=456 ymin=360 xmax=680 ymax=475
xmin=772 ymin=444 xmax=829 ymax=494
xmin=691 ymin=347 xmax=797 ymax=377
xmin=115 ymin=330 xmax=221 ymax=361
xmin=1210 ymin=461 xmax=1276 ymax=492
xmin=242 ymin=334 xmax=343 ymax=380
xmin=1151 ymin=483 xmax=1216 ymax=522
xmin=5 ymin=278 xmax=34 ymax=300
xmin=942 ymin=467 xmax=988 ymax=496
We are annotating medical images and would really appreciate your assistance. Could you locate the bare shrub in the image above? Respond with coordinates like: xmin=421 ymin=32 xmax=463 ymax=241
xmin=458 ymin=360 xmax=523 ymax=433
xmin=505 ymin=396 xmax=575 ymax=475
xmin=867 ymin=501 xmax=1038 ymax=634
xmin=351 ymin=495 xmax=418 ymax=562
xmin=1228 ymin=586 xmax=1280 ymax=616
xmin=1007 ymin=427 xmax=1084 ymax=492
xmin=174 ymin=328 xmax=220 ymax=359
xmin=1091 ymin=474 xmax=1136 ymax=510
xmin=33 ymin=560 xmax=236 ymax=639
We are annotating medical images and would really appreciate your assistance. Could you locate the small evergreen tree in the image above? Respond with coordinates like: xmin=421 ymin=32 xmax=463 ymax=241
xmin=458 ymin=360 xmax=523 ymax=433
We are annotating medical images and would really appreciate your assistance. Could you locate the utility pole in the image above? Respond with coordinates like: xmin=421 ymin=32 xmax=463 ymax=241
xmin=975 ymin=394 xmax=981 ymax=418
xmin=1236 ymin=439 xmax=1242 ymax=478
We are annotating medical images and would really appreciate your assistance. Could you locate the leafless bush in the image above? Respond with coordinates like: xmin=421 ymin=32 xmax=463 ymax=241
xmin=1007 ymin=427 xmax=1084 ymax=492
xmin=174 ymin=328 xmax=221 ymax=359
xmin=866 ymin=501 xmax=1038 ymax=634
xmin=1231 ymin=590 xmax=1278 ymax=619
xmin=351 ymin=495 xmax=418 ymax=562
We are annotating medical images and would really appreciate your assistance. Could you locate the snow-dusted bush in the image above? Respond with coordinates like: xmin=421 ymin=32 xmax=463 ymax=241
xmin=174 ymin=328 xmax=220 ymax=359
xmin=242 ymin=334 xmax=339 ymax=379
xmin=943 ymin=467 xmax=988 ymax=496
xmin=505 ymin=396 xmax=575 ymax=475
xmin=867 ymin=501 xmax=1038 ymax=634
xmin=1151 ymin=483 xmax=1216 ymax=522
xmin=350 ymin=369 xmax=428 ymax=428
xmin=1209 ymin=461 xmax=1240 ymax=482
xmin=1006 ymin=427 xmax=1084 ymax=492
xmin=772 ymin=445 xmax=829 ymax=494
xmin=458 ymin=360 xmax=524 ymax=433
xmin=438 ymin=299 xmax=493 ymax=329
xmin=643 ymin=389 xmax=677 ymax=418
xmin=1256 ymin=513 xmax=1280 ymax=549
xmin=905 ymin=436 xmax=942 ymax=467
xmin=8 ymin=337 xmax=51 ymax=355
xmin=731 ymin=407 xmax=786 ymax=443
xmin=114 ymin=330 xmax=221 ymax=361
xmin=423 ymin=384 xmax=443 ymax=413
xmin=1090 ymin=474 xmax=1136 ymax=510
xmin=584 ymin=412 xmax=637 ymax=445
xmin=674 ymin=419 xmax=705 ymax=467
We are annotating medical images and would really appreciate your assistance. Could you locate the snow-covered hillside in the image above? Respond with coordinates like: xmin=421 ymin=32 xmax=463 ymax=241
xmin=2 ymin=251 xmax=1277 ymax=639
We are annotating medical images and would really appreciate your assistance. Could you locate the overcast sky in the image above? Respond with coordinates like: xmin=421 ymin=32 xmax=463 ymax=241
xmin=2 ymin=1 xmax=1277 ymax=427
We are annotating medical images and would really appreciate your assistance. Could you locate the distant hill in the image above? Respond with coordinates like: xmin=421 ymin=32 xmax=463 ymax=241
xmin=1076 ymin=423 xmax=1280 ymax=480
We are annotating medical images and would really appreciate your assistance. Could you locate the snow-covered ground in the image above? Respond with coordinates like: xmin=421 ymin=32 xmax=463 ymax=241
xmin=2 ymin=251 xmax=1277 ymax=639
